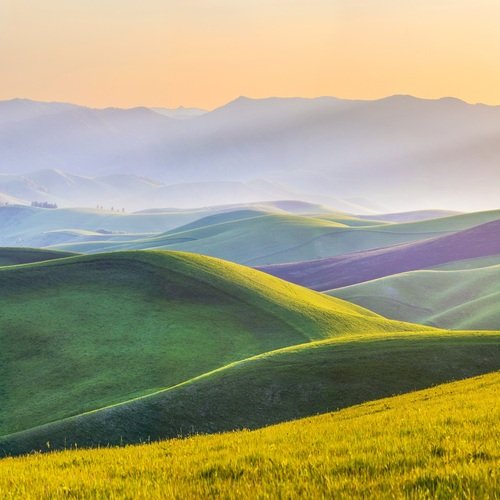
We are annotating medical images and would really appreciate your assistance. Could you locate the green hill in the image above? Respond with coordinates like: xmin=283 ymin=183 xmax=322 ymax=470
xmin=0 ymin=250 xmax=416 ymax=439
xmin=156 ymin=208 xmax=287 ymax=232
xmin=430 ymin=254 xmax=500 ymax=270
xmin=328 ymin=264 xmax=500 ymax=329
xmin=48 ymin=209 xmax=500 ymax=265
xmin=2 ymin=330 xmax=497 ymax=456
xmin=0 ymin=202 xmax=375 ymax=248
xmin=0 ymin=205 xmax=215 ymax=247
xmin=2 ymin=249 xmax=498 ymax=458
xmin=49 ymin=212 xmax=351 ymax=259
xmin=363 ymin=209 xmax=500 ymax=234
xmin=1 ymin=373 xmax=498 ymax=498
xmin=0 ymin=247 xmax=77 ymax=266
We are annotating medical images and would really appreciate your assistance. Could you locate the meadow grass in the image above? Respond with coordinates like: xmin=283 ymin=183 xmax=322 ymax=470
xmin=364 ymin=209 xmax=500 ymax=234
xmin=329 ymin=264 xmax=500 ymax=329
xmin=2 ymin=330 xmax=497 ymax=456
xmin=49 ymin=209 xmax=500 ymax=267
xmin=431 ymin=254 xmax=500 ymax=270
xmin=0 ymin=373 xmax=498 ymax=499
xmin=0 ymin=250 xmax=416 ymax=437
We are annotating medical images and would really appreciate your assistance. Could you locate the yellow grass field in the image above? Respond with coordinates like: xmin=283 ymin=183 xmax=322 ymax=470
xmin=1 ymin=372 xmax=498 ymax=499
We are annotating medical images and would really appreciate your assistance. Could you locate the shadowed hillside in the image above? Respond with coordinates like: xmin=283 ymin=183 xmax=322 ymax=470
xmin=0 ymin=250 xmax=416 ymax=440
xmin=260 ymin=218 xmax=500 ymax=290
xmin=1 ymin=331 xmax=497 ymax=456
xmin=47 ymin=210 xmax=500 ymax=266
xmin=1 ymin=251 xmax=499 ymax=456
xmin=0 ymin=247 xmax=77 ymax=266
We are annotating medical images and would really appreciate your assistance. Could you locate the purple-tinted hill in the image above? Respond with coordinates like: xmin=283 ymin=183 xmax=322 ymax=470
xmin=258 ymin=220 xmax=500 ymax=291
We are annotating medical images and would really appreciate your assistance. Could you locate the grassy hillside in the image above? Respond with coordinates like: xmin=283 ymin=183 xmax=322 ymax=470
xmin=0 ymin=202 xmax=377 ymax=248
xmin=157 ymin=207 xmax=383 ymax=232
xmin=431 ymin=254 xmax=500 ymax=270
xmin=0 ymin=250 xmax=417 ymax=439
xmin=0 ymin=205 xmax=214 ymax=246
xmin=2 ymin=330 xmax=498 ymax=456
xmin=1 ymin=373 xmax=498 ymax=498
xmin=0 ymin=247 xmax=76 ymax=266
xmin=160 ymin=208 xmax=275 ymax=233
xmin=362 ymin=209 xmax=500 ymax=233
xmin=260 ymin=219 xmax=500 ymax=290
xmin=328 ymin=265 xmax=500 ymax=330
xmin=50 ymin=212 xmax=349 ymax=258
xmin=49 ymin=209 xmax=500 ymax=265
xmin=0 ymin=206 xmax=284 ymax=248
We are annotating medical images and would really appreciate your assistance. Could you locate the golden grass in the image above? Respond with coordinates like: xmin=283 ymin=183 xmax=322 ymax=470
xmin=1 ymin=372 xmax=498 ymax=499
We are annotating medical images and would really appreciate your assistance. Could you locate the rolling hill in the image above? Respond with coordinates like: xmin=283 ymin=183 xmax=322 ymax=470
xmin=52 ymin=209 xmax=500 ymax=266
xmin=0 ymin=204 xmax=214 ymax=247
xmin=259 ymin=218 xmax=500 ymax=290
xmin=0 ymin=250 xmax=416 ymax=440
xmin=0 ymin=250 xmax=499 ymax=456
xmin=2 ymin=330 xmax=497 ymax=456
xmin=430 ymin=254 xmax=500 ymax=270
xmin=328 ymin=264 xmax=500 ymax=330
xmin=0 ymin=201 xmax=374 ymax=248
xmin=0 ymin=247 xmax=76 ymax=266
xmin=1 ymin=373 xmax=498 ymax=498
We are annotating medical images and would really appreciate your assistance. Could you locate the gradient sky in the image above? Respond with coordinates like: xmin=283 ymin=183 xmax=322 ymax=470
xmin=1 ymin=0 xmax=500 ymax=109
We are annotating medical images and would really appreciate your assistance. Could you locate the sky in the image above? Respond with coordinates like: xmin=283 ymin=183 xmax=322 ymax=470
xmin=1 ymin=0 xmax=500 ymax=109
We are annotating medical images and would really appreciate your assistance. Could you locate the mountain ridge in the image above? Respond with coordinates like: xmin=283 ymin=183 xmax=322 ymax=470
xmin=1 ymin=95 xmax=499 ymax=211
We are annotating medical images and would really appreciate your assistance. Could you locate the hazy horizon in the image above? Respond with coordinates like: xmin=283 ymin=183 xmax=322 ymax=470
xmin=1 ymin=94 xmax=499 ymax=213
xmin=3 ymin=92 xmax=500 ymax=112
xmin=1 ymin=1 xmax=499 ymax=213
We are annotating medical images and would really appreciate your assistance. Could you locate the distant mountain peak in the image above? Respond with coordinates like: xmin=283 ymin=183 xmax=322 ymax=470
xmin=150 ymin=106 xmax=206 ymax=119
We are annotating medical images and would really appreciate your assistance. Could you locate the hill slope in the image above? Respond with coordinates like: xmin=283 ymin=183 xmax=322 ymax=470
xmin=0 ymin=202 xmax=370 ymax=248
xmin=0 ymin=205 xmax=216 ymax=246
xmin=1 ymin=373 xmax=498 ymax=498
xmin=0 ymin=247 xmax=76 ymax=266
xmin=49 ymin=210 xmax=500 ymax=266
xmin=260 ymin=218 xmax=500 ymax=290
xmin=0 ymin=250 xmax=414 ymax=438
xmin=328 ymin=265 xmax=500 ymax=330
xmin=431 ymin=254 xmax=500 ymax=270
xmin=2 ymin=330 xmax=498 ymax=456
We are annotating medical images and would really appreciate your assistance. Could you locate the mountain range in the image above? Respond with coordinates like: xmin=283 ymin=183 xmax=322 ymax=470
xmin=1 ymin=95 xmax=499 ymax=211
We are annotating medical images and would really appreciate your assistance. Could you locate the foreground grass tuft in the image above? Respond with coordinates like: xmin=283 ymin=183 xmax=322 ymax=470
xmin=1 ymin=373 xmax=498 ymax=499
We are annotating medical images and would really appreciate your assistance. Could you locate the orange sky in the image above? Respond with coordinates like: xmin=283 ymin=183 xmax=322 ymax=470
xmin=1 ymin=0 xmax=500 ymax=109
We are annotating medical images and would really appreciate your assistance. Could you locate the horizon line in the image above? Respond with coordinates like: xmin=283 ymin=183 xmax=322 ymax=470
xmin=1 ymin=93 xmax=499 ymax=113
